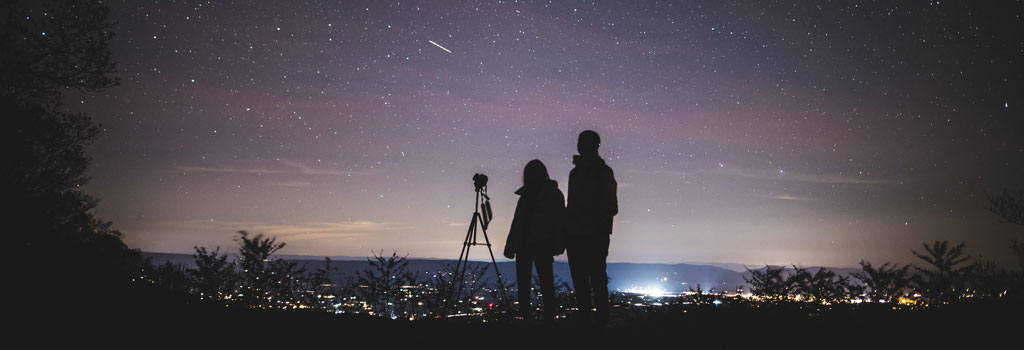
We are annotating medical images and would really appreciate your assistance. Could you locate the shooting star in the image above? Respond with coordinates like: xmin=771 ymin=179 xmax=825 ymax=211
xmin=428 ymin=40 xmax=452 ymax=54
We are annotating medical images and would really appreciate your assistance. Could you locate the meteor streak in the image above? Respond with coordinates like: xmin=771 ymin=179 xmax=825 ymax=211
xmin=428 ymin=40 xmax=452 ymax=54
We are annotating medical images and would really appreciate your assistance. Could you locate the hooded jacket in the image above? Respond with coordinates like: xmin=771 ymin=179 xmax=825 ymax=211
xmin=566 ymin=154 xmax=617 ymax=237
xmin=504 ymin=179 xmax=567 ymax=258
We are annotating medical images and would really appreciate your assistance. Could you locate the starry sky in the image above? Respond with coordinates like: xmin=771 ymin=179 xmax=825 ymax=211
xmin=77 ymin=0 xmax=1023 ymax=268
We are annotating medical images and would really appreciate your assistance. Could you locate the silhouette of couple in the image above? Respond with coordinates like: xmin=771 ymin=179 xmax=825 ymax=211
xmin=503 ymin=130 xmax=617 ymax=327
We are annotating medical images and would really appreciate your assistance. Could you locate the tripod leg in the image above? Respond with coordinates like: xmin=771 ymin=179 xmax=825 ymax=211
xmin=449 ymin=213 xmax=478 ymax=313
xmin=478 ymin=216 xmax=511 ymax=310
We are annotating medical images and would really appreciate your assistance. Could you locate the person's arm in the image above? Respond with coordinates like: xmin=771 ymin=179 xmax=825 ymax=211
xmin=606 ymin=167 xmax=618 ymax=217
xmin=566 ymin=169 xmax=577 ymax=212
xmin=553 ymin=189 xmax=568 ymax=255
xmin=504 ymin=197 xmax=525 ymax=259
xmin=566 ymin=169 xmax=579 ymax=233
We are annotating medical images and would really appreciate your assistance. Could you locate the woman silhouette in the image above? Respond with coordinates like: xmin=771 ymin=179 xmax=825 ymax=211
xmin=504 ymin=159 xmax=566 ymax=321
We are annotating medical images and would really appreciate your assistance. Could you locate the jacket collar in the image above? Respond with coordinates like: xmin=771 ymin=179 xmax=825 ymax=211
xmin=572 ymin=154 xmax=605 ymax=166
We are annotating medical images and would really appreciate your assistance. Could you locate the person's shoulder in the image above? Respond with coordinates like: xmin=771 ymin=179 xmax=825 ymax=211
xmin=600 ymin=162 xmax=615 ymax=175
xmin=568 ymin=166 xmax=580 ymax=180
xmin=545 ymin=180 xmax=563 ymax=193
xmin=551 ymin=185 xmax=565 ymax=198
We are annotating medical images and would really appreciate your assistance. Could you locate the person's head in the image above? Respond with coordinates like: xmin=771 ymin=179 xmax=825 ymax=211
xmin=523 ymin=159 xmax=550 ymax=187
xmin=577 ymin=130 xmax=601 ymax=156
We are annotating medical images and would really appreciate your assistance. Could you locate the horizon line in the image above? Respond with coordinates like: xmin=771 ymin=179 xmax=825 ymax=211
xmin=140 ymin=250 xmax=864 ymax=270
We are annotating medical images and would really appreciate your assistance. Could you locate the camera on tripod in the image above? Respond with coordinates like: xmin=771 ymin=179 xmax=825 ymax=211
xmin=448 ymin=172 xmax=508 ymax=311
xmin=473 ymin=173 xmax=488 ymax=192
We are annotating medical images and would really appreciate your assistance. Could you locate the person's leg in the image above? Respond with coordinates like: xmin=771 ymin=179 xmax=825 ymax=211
xmin=534 ymin=254 xmax=557 ymax=320
xmin=516 ymin=254 xmax=534 ymax=319
xmin=567 ymin=239 xmax=592 ymax=325
xmin=592 ymin=235 xmax=611 ymax=326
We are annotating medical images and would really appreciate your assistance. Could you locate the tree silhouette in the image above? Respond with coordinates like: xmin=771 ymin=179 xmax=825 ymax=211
xmin=986 ymin=189 xmax=1024 ymax=227
xmin=4 ymin=0 xmax=143 ymax=308
xmin=851 ymin=260 xmax=910 ymax=303
xmin=151 ymin=261 xmax=190 ymax=298
xmin=1 ymin=0 xmax=119 ymax=106
xmin=985 ymin=189 xmax=1024 ymax=271
xmin=970 ymin=258 xmax=1011 ymax=300
xmin=422 ymin=263 xmax=488 ymax=317
xmin=744 ymin=265 xmax=793 ymax=302
xmin=791 ymin=267 xmax=851 ymax=304
xmin=235 ymin=230 xmax=287 ymax=308
xmin=529 ymin=274 xmax=573 ymax=317
xmin=687 ymin=283 xmax=717 ymax=305
xmin=305 ymin=258 xmax=337 ymax=311
xmin=486 ymin=274 xmax=515 ymax=319
xmin=190 ymin=246 xmax=238 ymax=301
xmin=550 ymin=276 xmax=575 ymax=316
xmin=265 ymin=258 xmax=307 ymax=309
xmin=912 ymin=240 xmax=972 ymax=305
xmin=784 ymin=266 xmax=811 ymax=300
xmin=355 ymin=250 xmax=417 ymax=318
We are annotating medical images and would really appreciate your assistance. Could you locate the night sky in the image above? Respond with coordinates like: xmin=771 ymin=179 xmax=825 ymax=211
xmin=77 ymin=0 xmax=1023 ymax=268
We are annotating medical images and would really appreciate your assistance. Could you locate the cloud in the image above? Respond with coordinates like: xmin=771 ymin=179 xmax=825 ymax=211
xmin=270 ymin=180 xmax=313 ymax=187
xmin=243 ymin=221 xmax=407 ymax=241
xmin=176 ymin=159 xmax=376 ymax=177
xmin=712 ymin=165 xmax=890 ymax=185
xmin=178 ymin=165 xmax=283 ymax=174
xmin=769 ymin=194 xmax=817 ymax=201
xmin=441 ymin=220 xmax=467 ymax=227
xmin=156 ymin=219 xmax=407 ymax=242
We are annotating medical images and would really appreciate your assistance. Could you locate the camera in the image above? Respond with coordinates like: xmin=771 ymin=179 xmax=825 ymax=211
xmin=472 ymin=173 xmax=488 ymax=192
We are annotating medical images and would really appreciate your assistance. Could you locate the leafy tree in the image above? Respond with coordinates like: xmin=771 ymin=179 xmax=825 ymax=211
xmin=912 ymin=240 xmax=972 ymax=304
xmin=851 ymin=260 xmax=910 ymax=303
xmin=686 ymin=284 xmax=705 ymax=305
xmin=1 ymin=0 xmax=119 ymax=106
xmin=986 ymin=189 xmax=1024 ymax=227
xmin=744 ymin=265 xmax=794 ymax=302
xmin=235 ymin=230 xmax=286 ymax=308
xmin=265 ymin=258 xmax=307 ymax=309
xmin=151 ymin=261 xmax=190 ymax=297
xmin=190 ymin=246 xmax=238 ymax=301
xmin=985 ymin=189 xmax=1024 ymax=271
xmin=304 ymin=258 xmax=338 ymax=311
xmin=784 ymin=266 xmax=811 ymax=300
xmin=355 ymin=250 xmax=417 ymax=318
xmin=970 ymin=258 xmax=1011 ymax=300
xmin=4 ymin=0 xmax=143 ymax=306
xmin=791 ymin=267 xmax=852 ymax=304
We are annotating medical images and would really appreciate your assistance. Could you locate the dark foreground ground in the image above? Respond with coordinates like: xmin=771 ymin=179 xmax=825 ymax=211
xmin=17 ymin=291 xmax=1021 ymax=348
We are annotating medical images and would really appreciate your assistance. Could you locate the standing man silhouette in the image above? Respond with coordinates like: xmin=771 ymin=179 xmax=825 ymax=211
xmin=566 ymin=130 xmax=617 ymax=327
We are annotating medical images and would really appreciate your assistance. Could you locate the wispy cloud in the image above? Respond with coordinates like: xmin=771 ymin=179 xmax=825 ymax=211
xmin=176 ymin=159 xmax=375 ymax=177
xmin=441 ymin=220 xmax=467 ymax=227
xmin=270 ymin=180 xmax=313 ymax=188
xmin=769 ymin=194 xmax=818 ymax=201
xmin=179 ymin=165 xmax=283 ymax=174
xmin=279 ymin=160 xmax=357 ymax=176
xmin=712 ymin=166 xmax=890 ymax=185
xmin=157 ymin=219 xmax=407 ymax=242
xmin=244 ymin=221 xmax=406 ymax=241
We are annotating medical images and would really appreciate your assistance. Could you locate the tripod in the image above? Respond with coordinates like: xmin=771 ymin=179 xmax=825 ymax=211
xmin=449 ymin=182 xmax=509 ymax=314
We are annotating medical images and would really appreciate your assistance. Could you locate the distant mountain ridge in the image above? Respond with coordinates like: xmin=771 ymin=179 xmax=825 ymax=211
xmin=143 ymin=252 xmax=859 ymax=293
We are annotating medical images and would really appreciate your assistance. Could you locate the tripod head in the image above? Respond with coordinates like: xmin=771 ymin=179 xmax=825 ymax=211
xmin=472 ymin=173 xmax=493 ymax=229
xmin=472 ymin=173 xmax=488 ymax=192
